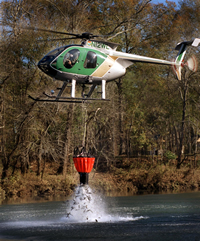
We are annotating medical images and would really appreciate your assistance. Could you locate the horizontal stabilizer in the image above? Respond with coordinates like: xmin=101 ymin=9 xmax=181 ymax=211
xmin=192 ymin=38 xmax=200 ymax=47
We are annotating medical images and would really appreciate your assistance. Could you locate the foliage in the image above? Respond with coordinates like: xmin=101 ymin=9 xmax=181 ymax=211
xmin=164 ymin=150 xmax=177 ymax=160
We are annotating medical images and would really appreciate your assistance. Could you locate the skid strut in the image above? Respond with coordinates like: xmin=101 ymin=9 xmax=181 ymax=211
xmin=29 ymin=80 xmax=110 ymax=103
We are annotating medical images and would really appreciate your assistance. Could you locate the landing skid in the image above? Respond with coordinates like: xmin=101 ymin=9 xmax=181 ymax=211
xmin=28 ymin=95 xmax=110 ymax=103
xmin=28 ymin=80 xmax=110 ymax=103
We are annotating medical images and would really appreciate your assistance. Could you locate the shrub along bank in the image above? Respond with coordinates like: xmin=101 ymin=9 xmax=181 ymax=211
xmin=0 ymin=161 xmax=200 ymax=203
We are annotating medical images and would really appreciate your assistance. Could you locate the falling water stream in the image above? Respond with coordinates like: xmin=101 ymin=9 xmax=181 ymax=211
xmin=0 ymin=188 xmax=200 ymax=241
xmin=64 ymin=185 xmax=143 ymax=223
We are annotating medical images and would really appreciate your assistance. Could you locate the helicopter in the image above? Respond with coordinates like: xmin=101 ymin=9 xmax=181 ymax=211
xmin=28 ymin=29 xmax=200 ymax=103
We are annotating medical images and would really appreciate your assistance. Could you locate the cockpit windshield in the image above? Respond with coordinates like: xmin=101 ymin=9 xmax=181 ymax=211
xmin=38 ymin=45 xmax=69 ymax=76
xmin=41 ymin=45 xmax=68 ymax=63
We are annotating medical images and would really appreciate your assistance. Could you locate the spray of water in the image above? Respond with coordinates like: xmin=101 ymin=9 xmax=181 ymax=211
xmin=64 ymin=185 xmax=145 ymax=223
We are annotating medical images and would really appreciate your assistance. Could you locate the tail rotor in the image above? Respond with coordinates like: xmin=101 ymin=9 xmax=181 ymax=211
xmin=173 ymin=38 xmax=200 ymax=80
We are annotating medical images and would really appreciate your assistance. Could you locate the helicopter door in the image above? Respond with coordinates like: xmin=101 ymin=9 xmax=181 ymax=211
xmin=83 ymin=51 xmax=97 ymax=69
xmin=63 ymin=49 xmax=80 ymax=69
xmin=61 ymin=48 xmax=89 ymax=75
xmin=70 ymin=50 xmax=98 ymax=75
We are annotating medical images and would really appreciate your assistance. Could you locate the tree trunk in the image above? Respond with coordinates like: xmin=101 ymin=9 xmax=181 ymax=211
xmin=116 ymin=78 xmax=123 ymax=155
xmin=37 ymin=142 xmax=42 ymax=176
xmin=1 ymin=162 xmax=9 ymax=181
xmin=112 ymin=97 xmax=118 ymax=156
xmin=41 ymin=156 xmax=46 ymax=180
xmin=62 ymin=104 xmax=74 ymax=177
xmin=177 ymin=81 xmax=188 ymax=169
xmin=0 ymin=90 xmax=9 ymax=180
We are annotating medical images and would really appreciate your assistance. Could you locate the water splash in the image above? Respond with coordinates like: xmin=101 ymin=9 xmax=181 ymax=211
xmin=64 ymin=185 xmax=146 ymax=223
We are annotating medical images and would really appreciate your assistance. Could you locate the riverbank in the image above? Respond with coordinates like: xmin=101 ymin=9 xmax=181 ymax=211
xmin=1 ymin=161 xmax=200 ymax=203
xmin=92 ymin=165 xmax=200 ymax=195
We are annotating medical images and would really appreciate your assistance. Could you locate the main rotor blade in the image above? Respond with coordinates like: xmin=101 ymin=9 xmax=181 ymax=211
xmin=23 ymin=26 xmax=115 ymax=40
xmin=37 ymin=37 xmax=79 ymax=42
xmin=23 ymin=26 xmax=79 ymax=37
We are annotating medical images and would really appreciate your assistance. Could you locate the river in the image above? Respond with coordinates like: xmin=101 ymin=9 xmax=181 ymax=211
xmin=0 ymin=186 xmax=200 ymax=241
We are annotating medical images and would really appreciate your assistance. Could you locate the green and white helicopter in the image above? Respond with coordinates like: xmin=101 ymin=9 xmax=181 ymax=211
xmin=29 ymin=30 xmax=200 ymax=103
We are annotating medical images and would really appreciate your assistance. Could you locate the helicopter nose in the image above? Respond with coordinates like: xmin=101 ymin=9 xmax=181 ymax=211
xmin=38 ymin=57 xmax=57 ymax=77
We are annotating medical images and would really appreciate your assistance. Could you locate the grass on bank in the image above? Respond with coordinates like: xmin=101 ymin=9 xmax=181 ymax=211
xmin=0 ymin=158 xmax=200 ymax=201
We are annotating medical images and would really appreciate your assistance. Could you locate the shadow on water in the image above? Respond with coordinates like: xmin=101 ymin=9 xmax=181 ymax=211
xmin=0 ymin=187 xmax=200 ymax=241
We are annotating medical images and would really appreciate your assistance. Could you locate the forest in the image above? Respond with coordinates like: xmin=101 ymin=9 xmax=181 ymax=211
xmin=1 ymin=0 xmax=200 ymax=200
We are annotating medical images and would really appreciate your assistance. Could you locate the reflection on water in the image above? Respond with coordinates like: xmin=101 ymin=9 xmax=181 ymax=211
xmin=0 ymin=195 xmax=68 ymax=206
xmin=0 ymin=189 xmax=200 ymax=241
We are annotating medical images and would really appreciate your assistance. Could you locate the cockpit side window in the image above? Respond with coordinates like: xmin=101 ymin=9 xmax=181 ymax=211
xmin=84 ymin=51 xmax=97 ymax=68
xmin=63 ymin=49 xmax=80 ymax=69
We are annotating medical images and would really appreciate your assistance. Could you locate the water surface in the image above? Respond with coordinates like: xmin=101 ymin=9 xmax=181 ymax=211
xmin=0 ymin=188 xmax=199 ymax=241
